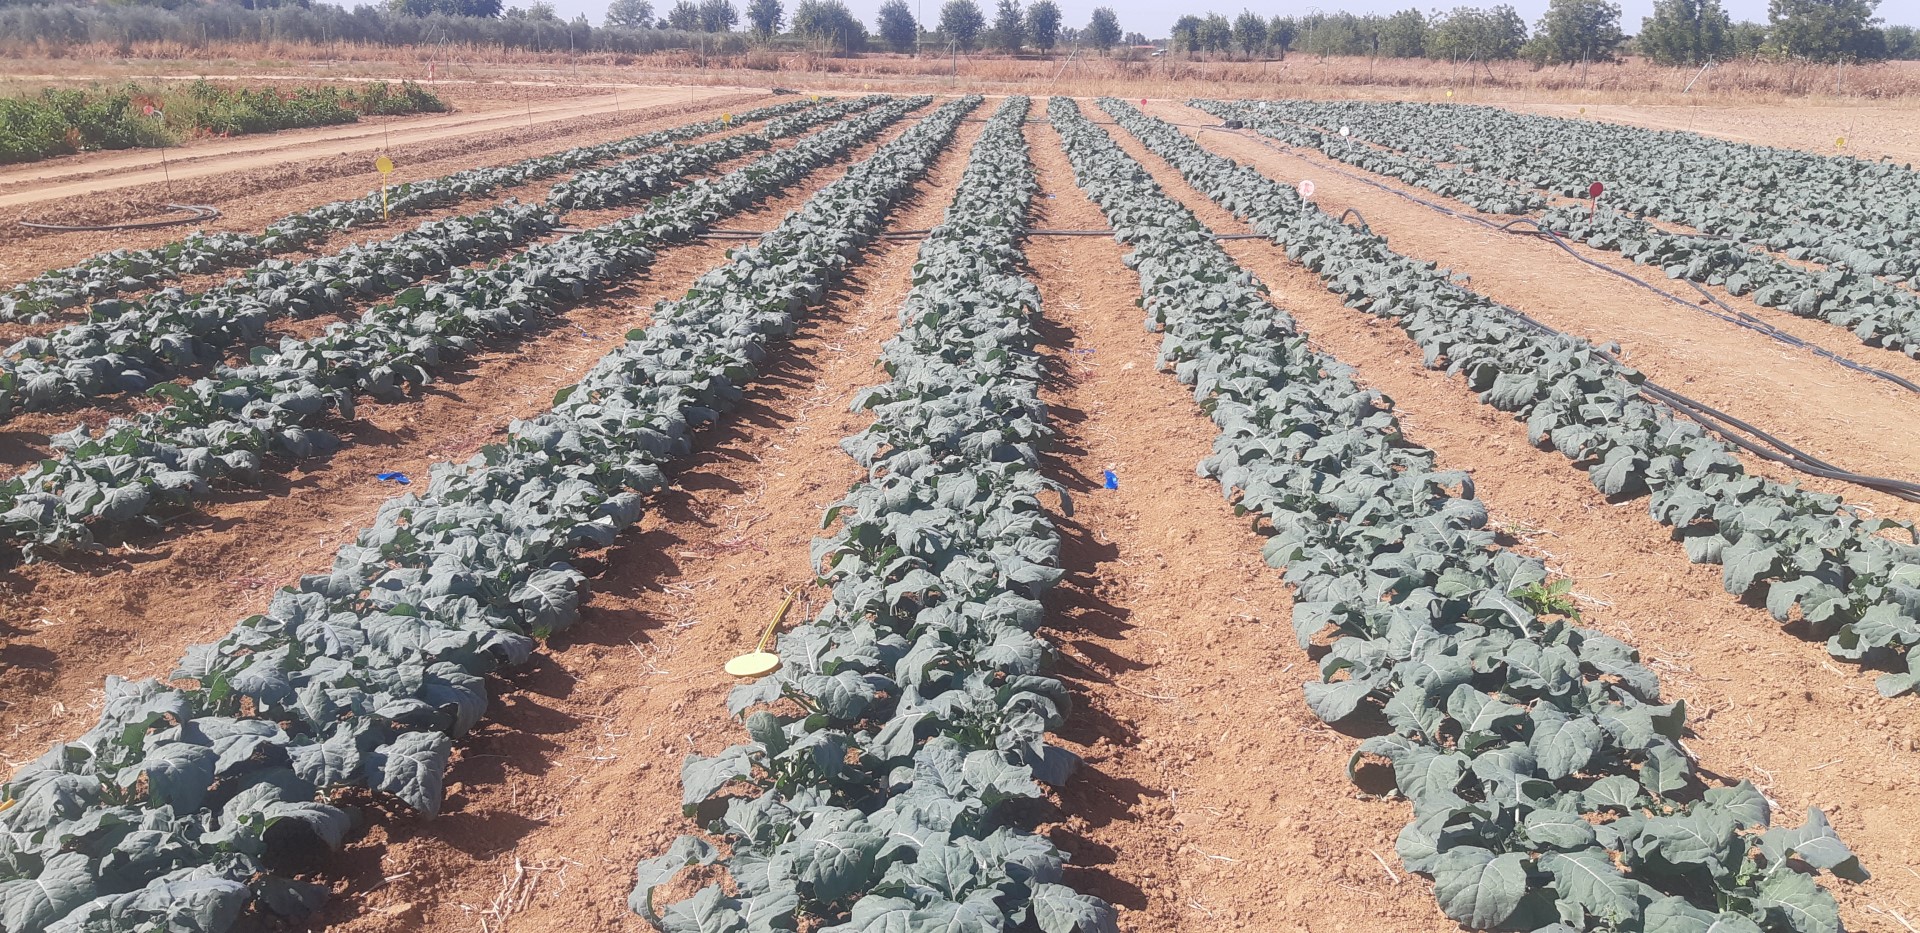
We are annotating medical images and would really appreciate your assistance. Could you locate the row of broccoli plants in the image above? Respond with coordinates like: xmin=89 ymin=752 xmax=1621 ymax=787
xmin=1209 ymin=101 xmax=1545 ymax=216
xmin=1210 ymin=98 xmax=1920 ymax=287
xmin=0 ymin=97 xmax=929 ymax=562
xmin=0 ymin=96 xmax=978 ymax=933
xmin=631 ymin=96 xmax=1116 ymax=933
xmin=0 ymin=98 xmax=821 ymax=324
xmin=1196 ymin=99 xmax=1920 ymax=361
xmin=0 ymin=96 xmax=888 ymax=421
xmin=1053 ymin=96 xmax=1866 ymax=933
xmin=1107 ymin=98 xmax=1920 ymax=700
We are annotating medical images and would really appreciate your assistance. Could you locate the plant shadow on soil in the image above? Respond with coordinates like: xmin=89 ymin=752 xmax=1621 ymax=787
xmin=314 ymin=267 xmax=847 ymax=882
xmin=1023 ymin=314 xmax=1155 ymax=914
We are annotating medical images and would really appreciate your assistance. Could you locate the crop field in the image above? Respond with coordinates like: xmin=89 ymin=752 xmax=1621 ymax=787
xmin=0 ymin=79 xmax=1915 ymax=933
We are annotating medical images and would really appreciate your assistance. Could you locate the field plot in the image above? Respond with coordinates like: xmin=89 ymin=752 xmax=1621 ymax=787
xmin=0 ymin=80 xmax=1913 ymax=933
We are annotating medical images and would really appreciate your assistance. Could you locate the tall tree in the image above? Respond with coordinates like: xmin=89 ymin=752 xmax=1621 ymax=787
xmin=1025 ymin=0 xmax=1060 ymax=50
xmin=1728 ymin=19 xmax=1769 ymax=54
xmin=1885 ymin=23 xmax=1917 ymax=58
xmin=1768 ymin=0 xmax=1881 ymax=61
xmin=696 ymin=0 xmax=736 ymax=30
xmin=1199 ymin=12 xmax=1232 ymax=52
xmin=1377 ymin=8 xmax=1426 ymax=56
xmin=875 ymin=0 xmax=917 ymax=51
xmin=1429 ymin=5 xmax=1528 ymax=60
xmin=664 ymin=0 xmax=699 ymax=28
xmin=744 ymin=0 xmax=781 ymax=35
xmin=1301 ymin=11 xmax=1369 ymax=55
xmin=939 ymin=0 xmax=984 ymax=48
xmin=1530 ymin=0 xmax=1623 ymax=62
xmin=1085 ymin=6 xmax=1120 ymax=51
xmin=792 ymin=0 xmax=866 ymax=49
xmin=1171 ymin=13 xmax=1202 ymax=54
xmin=1639 ymin=0 xmax=1730 ymax=64
xmin=1233 ymin=9 xmax=1267 ymax=56
xmin=606 ymin=0 xmax=653 ymax=26
xmin=1268 ymin=15 xmax=1298 ymax=56
xmin=989 ymin=0 xmax=1024 ymax=51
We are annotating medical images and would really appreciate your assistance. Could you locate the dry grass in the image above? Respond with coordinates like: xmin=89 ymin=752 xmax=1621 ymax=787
xmin=6 ymin=46 xmax=1920 ymax=107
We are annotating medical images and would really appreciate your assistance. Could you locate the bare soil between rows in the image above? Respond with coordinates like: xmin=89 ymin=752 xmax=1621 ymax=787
xmin=0 ymin=90 xmax=1912 ymax=933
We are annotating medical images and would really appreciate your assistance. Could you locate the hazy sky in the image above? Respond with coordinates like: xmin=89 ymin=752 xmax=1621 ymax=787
xmin=475 ymin=0 xmax=1920 ymax=37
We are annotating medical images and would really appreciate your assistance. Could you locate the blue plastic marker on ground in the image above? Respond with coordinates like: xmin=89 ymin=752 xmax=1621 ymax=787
xmin=376 ymin=471 xmax=411 ymax=485
xmin=1102 ymin=470 xmax=1118 ymax=490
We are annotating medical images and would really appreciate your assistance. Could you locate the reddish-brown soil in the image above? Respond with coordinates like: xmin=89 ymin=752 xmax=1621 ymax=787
xmin=317 ymin=113 xmax=986 ymax=933
xmin=0 ymin=108 xmax=929 ymax=766
xmin=1109 ymin=99 xmax=1920 ymax=930
xmin=1144 ymin=101 xmax=1920 ymax=531
xmin=1023 ymin=117 xmax=1453 ymax=932
xmin=0 ymin=109 xmax=847 ymax=474
xmin=0 ymin=88 xmax=1914 ymax=933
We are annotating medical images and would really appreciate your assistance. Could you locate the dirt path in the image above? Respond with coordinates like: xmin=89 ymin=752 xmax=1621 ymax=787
xmin=318 ymin=116 xmax=984 ymax=933
xmin=1 ymin=91 xmax=777 ymax=279
xmin=1141 ymin=101 xmax=1920 ymax=529
xmin=1096 ymin=107 xmax=1920 ymax=930
xmin=0 ymin=87 xmax=749 ymax=209
xmin=0 ymin=113 xmax=928 ymax=766
xmin=1023 ymin=115 xmax=1453 ymax=933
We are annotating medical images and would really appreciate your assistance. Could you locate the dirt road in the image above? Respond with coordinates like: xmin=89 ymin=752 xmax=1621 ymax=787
xmin=0 ymin=85 xmax=748 ymax=209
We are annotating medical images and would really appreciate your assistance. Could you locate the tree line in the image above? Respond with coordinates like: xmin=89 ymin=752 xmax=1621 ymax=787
xmin=0 ymin=0 xmax=1909 ymax=64
xmin=1165 ymin=0 xmax=1909 ymax=65
xmin=520 ymin=0 xmax=1140 ymax=55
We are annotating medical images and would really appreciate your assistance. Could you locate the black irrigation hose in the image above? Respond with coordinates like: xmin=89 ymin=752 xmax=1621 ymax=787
xmin=1203 ymin=125 xmax=1920 ymax=504
xmin=20 ymin=203 xmax=220 ymax=232
xmin=1497 ymin=303 xmax=1920 ymax=503
xmin=1492 ymin=216 xmax=1920 ymax=395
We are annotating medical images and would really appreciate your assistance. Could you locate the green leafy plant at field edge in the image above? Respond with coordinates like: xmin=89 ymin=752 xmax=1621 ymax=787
xmin=0 ymin=79 xmax=449 ymax=165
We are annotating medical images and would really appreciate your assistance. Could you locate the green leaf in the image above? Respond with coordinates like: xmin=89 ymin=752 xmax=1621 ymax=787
xmin=1754 ymin=867 xmax=1841 ymax=933
xmin=368 ymin=730 xmax=452 ymax=818
xmin=1540 ymin=849 xmax=1649 ymax=924
xmin=1432 ymin=846 xmax=1527 ymax=928
xmin=1525 ymin=808 xmax=1598 ymax=850
xmin=1760 ymin=808 xmax=1870 ymax=882
xmin=1641 ymin=899 xmax=1765 ymax=933
xmin=0 ymin=852 xmax=97 ymax=932
xmin=1030 ymin=882 xmax=1119 ymax=933
xmin=627 ymin=836 xmax=718 ymax=924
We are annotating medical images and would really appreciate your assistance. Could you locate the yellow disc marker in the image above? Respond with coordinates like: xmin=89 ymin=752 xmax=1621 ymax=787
xmin=1836 ymin=136 xmax=1847 ymax=148
xmin=722 ymin=112 xmax=733 ymax=124
xmin=375 ymin=155 xmax=396 ymax=221
xmin=1446 ymin=89 xmax=1454 ymax=98
xmin=725 ymin=591 xmax=796 ymax=677
xmin=1579 ymin=106 xmax=1586 ymax=115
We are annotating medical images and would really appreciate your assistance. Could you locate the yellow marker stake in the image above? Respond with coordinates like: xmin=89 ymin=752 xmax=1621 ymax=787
xmin=1446 ymin=89 xmax=1454 ymax=98
xmin=725 ymin=591 xmax=796 ymax=677
xmin=375 ymin=155 xmax=396 ymax=221
xmin=722 ymin=112 xmax=733 ymax=125
xmin=1836 ymin=136 xmax=1847 ymax=148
